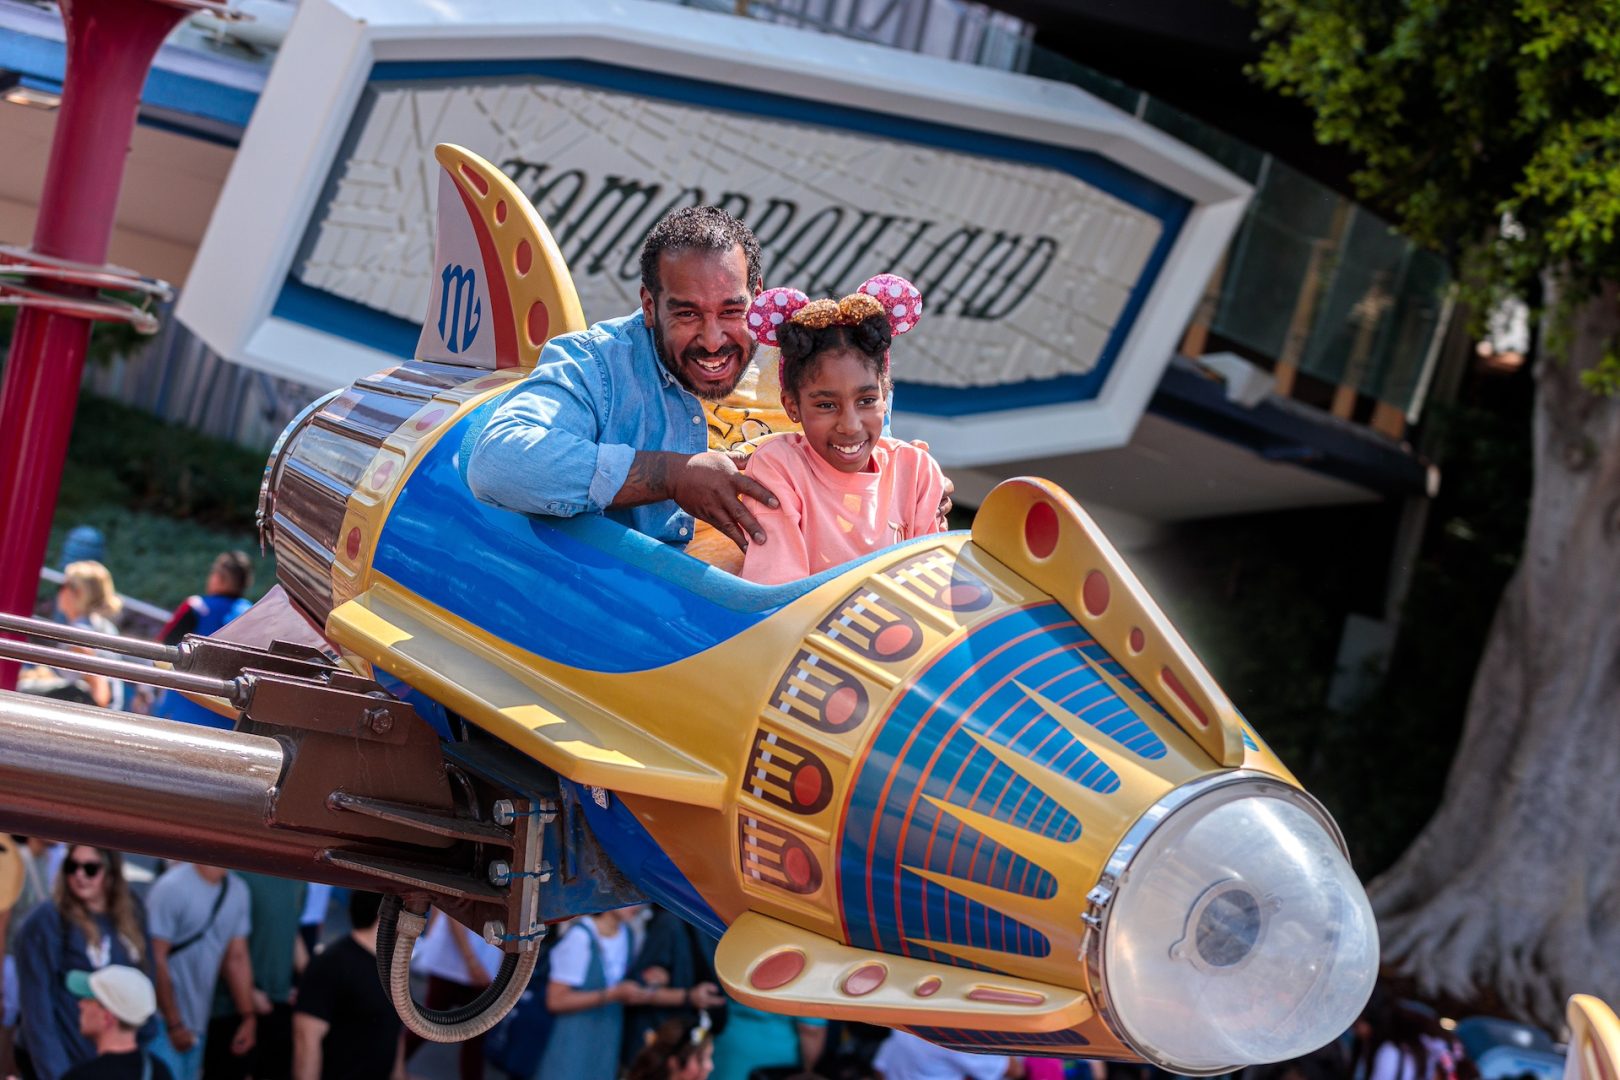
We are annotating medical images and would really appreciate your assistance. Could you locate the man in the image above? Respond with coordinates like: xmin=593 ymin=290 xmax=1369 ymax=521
xmin=146 ymin=865 xmax=254 ymax=1080
xmin=468 ymin=205 xmax=782 ymax=553
xmin=61 ymin=965 xmax=174 ymax=1080
xmin=292 ymin=892 xmax=403 ymax=1080
xmin=203 ymin=872 xmax=304 ymax=1080
xmin=468 ymin=206 xmax=950 ymax=560
xmin=401 ymin=909 xmax=503 ymax=1080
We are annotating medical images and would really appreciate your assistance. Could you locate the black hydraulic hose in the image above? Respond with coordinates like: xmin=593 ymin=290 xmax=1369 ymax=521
xmin=375 ymin=893 xmax=535 ymax=1042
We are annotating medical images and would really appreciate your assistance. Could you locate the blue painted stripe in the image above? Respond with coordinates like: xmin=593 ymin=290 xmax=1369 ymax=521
xmin=0 ymin=28 xmax=256 ymax=135
xmin=843 ymin=603 xmax=1146 ymax=964
xmin=273 ymin=277 xmax=419 ymax=358
xmin=373 ymin=412 xmax=778 ymax=672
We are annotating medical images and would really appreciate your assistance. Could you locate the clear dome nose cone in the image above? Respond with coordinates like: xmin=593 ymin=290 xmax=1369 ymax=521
xmin=1102 ymin=785 xmax=1379 ymax=1074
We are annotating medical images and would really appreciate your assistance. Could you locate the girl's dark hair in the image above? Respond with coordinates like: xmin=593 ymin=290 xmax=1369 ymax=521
xmin=777 ymin=312 xmax=892 ymax=397
xmin=626 ymin=1018 xmax=710 ymax=1080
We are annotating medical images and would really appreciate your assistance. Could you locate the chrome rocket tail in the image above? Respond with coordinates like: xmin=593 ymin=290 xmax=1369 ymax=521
xmin=0 ymin=612 xmax=558 ymax=1041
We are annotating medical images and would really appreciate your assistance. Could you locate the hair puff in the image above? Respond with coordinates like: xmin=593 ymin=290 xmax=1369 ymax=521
xmin=858 ymin=273 xmax=924 ymax=335
xmin=746 ymin=287 xmax=809 ymax=346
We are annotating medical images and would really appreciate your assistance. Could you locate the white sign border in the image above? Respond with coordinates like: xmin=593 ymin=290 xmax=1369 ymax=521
xmin=178 ymin=0 xmax=1251 ymax=466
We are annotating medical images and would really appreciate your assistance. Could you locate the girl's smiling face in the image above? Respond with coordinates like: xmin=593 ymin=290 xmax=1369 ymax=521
xmin=784 ymin=347 xmax=886 ymax=473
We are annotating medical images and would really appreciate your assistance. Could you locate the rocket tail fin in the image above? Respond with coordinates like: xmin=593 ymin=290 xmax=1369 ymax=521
xmin=415 ymin=144 xmax=587 ymax=370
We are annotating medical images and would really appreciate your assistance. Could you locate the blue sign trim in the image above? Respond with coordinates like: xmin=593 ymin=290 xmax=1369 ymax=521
xmin=276 ymin=56 xmax=1191 ymax=415
xmin=0 ymin=27 xmax=257 ymax=138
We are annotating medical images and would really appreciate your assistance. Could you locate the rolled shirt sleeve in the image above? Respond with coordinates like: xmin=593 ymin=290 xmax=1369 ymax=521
xmin=467 ymin=334 xmax=632 ymax=517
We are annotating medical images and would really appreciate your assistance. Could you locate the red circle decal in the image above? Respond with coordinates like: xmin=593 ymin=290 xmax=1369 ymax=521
xmin=1025 ymin=501 xmax=1059 ymax=559
xmin=873 ymin=624 xmax=914 ymax=657
xmin=750 ymin=950 xmax=805 ymax=990
xmin=514 ymin=240 xmax=533 ymax=276
xmin=1129 ymin=627 xmax=1146 ymax=654
xmin=783 ymin=847 xmax=813 ymax=889
xmin=414 ymin=408 xmax=448 ymax=432
xmin=825 ymin=685 xmax=858 ymax=729
xmin=526 ymin=300 xmax=549 ymax=347
xmin=791 ymin=764 xmax=824 ymax=808
xmin=843 ymin=964 xmax=887 ymax=997
xmin=494 ymin=199 xmax=507 ymax=224
xmin=1082 ymin=570 xmax=1110 ymax=617
xmin=345 ymin=527 xmax=361 ymax=560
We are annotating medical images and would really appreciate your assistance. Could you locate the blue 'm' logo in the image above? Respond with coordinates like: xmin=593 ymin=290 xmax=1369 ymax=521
xmin=437 ymin=263 xmax=482 ymax=353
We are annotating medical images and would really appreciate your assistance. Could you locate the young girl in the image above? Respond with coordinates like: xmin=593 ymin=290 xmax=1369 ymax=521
xmin=739 ymin=274 xmax=946 ymax=585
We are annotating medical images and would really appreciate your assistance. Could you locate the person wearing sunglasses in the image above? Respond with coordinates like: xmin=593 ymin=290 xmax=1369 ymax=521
xmin=13 ymin=847 xmax=152 ymax=1080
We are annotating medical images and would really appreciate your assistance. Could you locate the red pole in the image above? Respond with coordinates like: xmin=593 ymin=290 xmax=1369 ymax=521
xmin=0 ymin=0 xmax=190 ymax=689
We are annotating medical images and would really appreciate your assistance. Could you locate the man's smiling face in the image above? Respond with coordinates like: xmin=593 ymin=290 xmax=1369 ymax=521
xmin=641 ymin=245 xmax=759 ymax=401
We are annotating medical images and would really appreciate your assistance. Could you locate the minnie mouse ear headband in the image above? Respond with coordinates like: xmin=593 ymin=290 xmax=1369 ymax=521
xmin=746 ymin=274 xmax=924 ymax=346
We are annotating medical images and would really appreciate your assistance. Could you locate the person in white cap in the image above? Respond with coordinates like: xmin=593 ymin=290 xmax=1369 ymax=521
xmin=61 ymin=966 xmax=173 ymax=1080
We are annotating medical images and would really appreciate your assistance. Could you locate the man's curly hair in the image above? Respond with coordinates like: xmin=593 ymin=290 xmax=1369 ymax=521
xmin=639 ymin=206 xmax=762 ymax=298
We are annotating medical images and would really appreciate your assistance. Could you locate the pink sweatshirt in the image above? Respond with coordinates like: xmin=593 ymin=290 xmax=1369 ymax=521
xmin=740 ymin=433 xmax=947 ymax=585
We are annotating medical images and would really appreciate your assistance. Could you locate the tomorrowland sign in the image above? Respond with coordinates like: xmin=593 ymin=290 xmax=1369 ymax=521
xmin=296 ymin=80 xmax=1164 ymax=389
xmin=178 ymin=0 xmax=1250 ymax=462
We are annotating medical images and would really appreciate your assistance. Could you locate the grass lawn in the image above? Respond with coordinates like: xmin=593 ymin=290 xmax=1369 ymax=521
xmin=43 ymin=394 xmax=278 ymax=612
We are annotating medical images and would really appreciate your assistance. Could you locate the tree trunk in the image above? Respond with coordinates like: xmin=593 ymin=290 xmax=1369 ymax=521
xmin=1370 ymin=281 xmax=1620 ymax=1030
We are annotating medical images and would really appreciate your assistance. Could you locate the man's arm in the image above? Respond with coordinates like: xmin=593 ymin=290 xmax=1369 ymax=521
xmin=292 ymin=1012 xmax=328 ymax=1080
xmin=466 ymin=336 xmax=778 ymax=547
xmin=220 ymin=935 xmax=257 ymax=1054
xmin=447 ymin=921 xmax=490 ymax=988
xmin=795 ymin=1020 xmax=826 ymax=1070
xmin=612 ymin=451 xmax=777 ymax=549
xmin=466 ymin=338 xmax=625 ymax=519
xmin=149 ymin=938 xmax=194 ymax=1052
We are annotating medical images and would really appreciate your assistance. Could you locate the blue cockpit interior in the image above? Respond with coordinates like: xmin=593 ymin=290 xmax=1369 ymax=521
xmin=366 ymin=398 xmax=958 ymax=674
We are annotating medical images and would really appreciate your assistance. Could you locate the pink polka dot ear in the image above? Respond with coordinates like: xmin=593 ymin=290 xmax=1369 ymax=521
xmin=747 ymin=288 xmax=809 ymax=345
xmin=856 ymin=274 xmax=924 ymax=336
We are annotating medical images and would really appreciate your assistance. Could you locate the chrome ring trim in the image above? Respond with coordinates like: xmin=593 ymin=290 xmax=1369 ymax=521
xmin=258 ymin=388 xmax=343 ymax=550
xmin=1080 ymin=771 xmax=1347 ymax=1076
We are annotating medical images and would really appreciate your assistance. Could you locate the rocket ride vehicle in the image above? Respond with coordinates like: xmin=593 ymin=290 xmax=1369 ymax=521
xmin=0 ymin=146 xmax=1378 ymax=1070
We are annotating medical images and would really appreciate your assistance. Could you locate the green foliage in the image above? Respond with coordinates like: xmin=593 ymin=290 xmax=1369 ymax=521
xmin=63 ymin=395 xmax=267 ymax=530
xmin=46 ymin=394 xmax=272 ymax=611
xmin=1252 ymin=0 xmax=1620 ymax=384
xmin=0 ymin=298 xmax=154 ymax=371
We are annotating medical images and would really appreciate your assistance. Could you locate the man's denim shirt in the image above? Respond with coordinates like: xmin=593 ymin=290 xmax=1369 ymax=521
xmin=466 ymin=312 xmax=707 ymax=545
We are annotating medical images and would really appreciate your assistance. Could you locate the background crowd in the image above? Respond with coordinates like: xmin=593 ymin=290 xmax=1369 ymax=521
xmin=0 ymin=836 xmax=1501 ymax=1080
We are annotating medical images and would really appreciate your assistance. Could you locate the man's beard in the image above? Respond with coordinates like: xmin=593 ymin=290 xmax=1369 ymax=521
xmin=650 ymin=313 xmax=756 ymax=401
